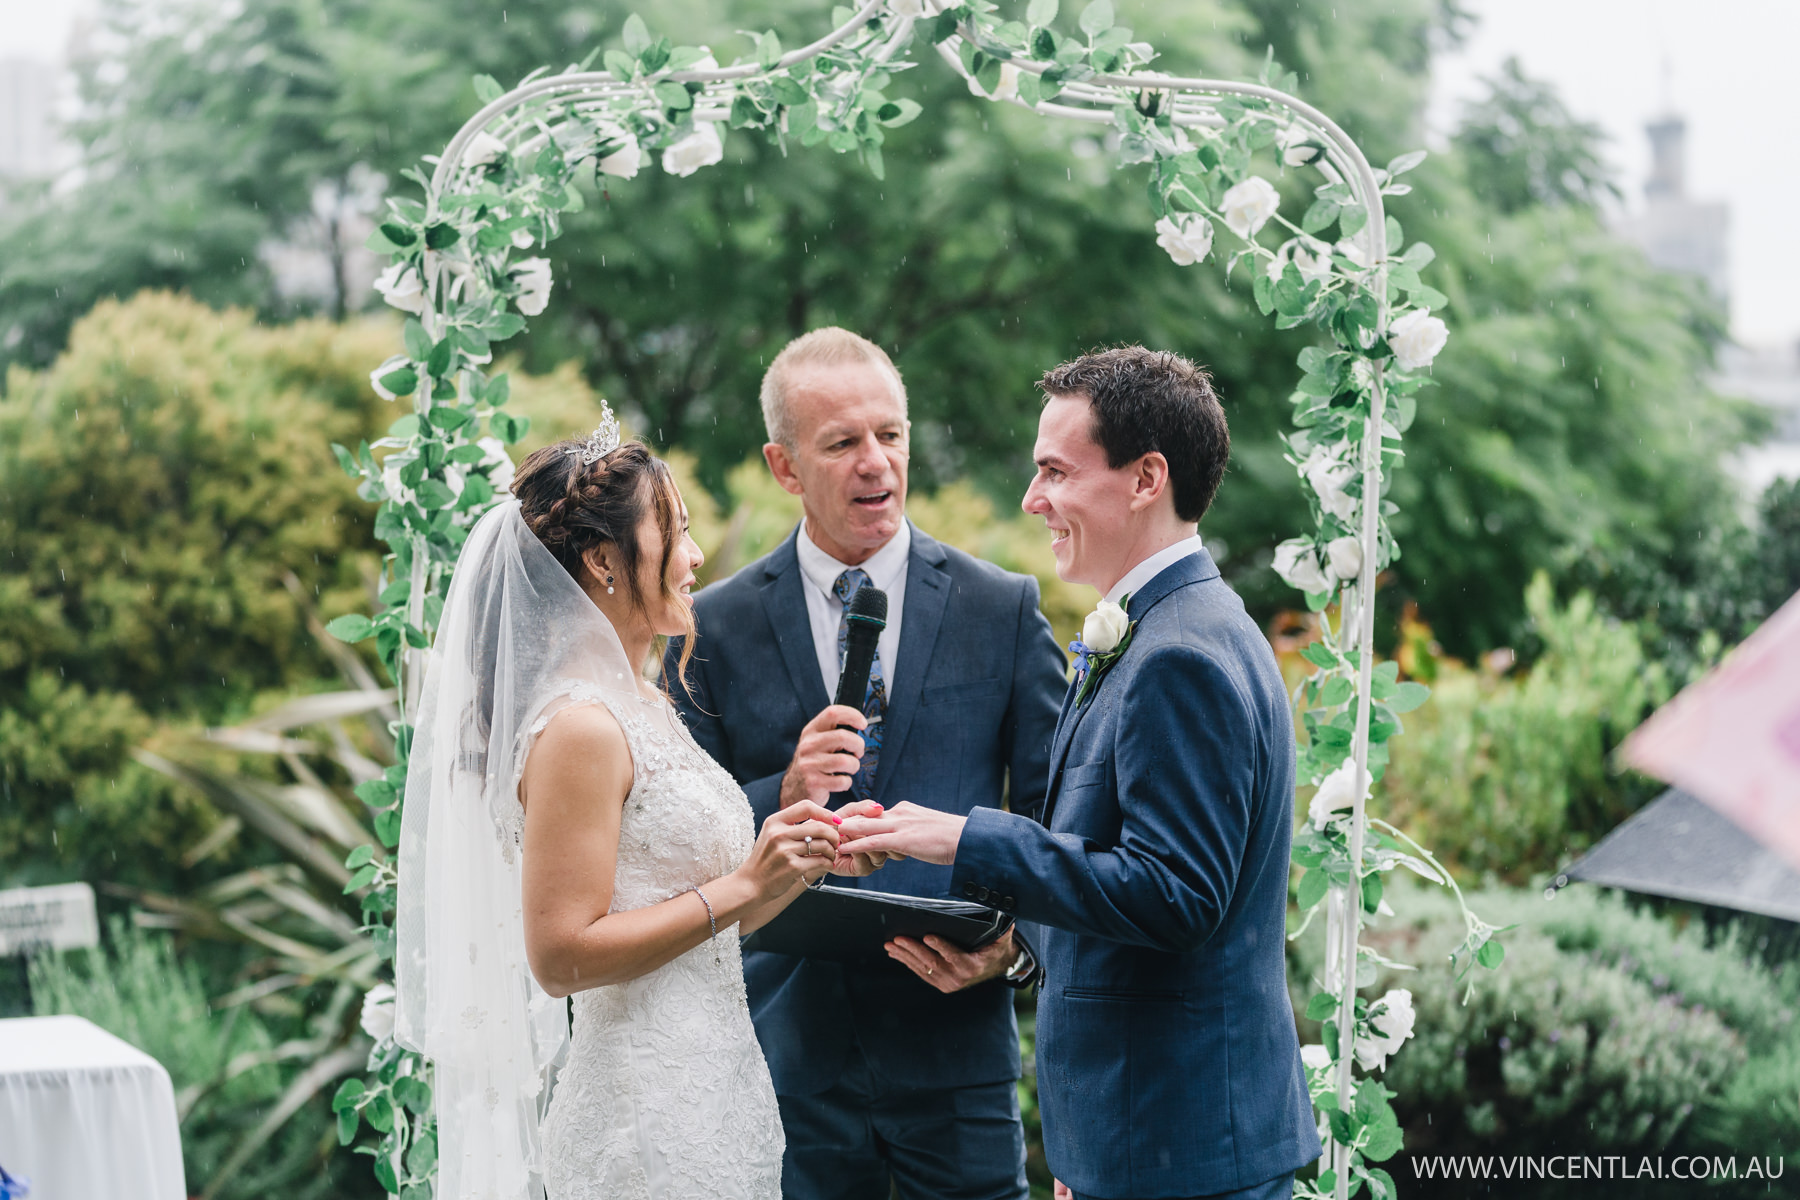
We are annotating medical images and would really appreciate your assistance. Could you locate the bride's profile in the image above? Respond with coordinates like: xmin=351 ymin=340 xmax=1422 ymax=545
xmin=394 ymin=413 xmax=879 ymax=1200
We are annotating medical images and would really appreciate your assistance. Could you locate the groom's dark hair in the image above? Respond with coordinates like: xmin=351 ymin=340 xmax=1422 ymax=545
xmin=1039 ymin=345 xmax=1229 ymax=522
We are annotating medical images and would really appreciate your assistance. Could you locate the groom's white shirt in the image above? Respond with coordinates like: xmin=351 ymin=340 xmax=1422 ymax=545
xmin=796 ymin=519 xmax=910 ymax=696
xmin=1104 ymin=533 xmax=1204 ymax=607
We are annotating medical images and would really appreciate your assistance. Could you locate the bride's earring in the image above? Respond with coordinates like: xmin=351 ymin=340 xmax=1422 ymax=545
xmin=605 ymin=573 xmax=615 ymax=595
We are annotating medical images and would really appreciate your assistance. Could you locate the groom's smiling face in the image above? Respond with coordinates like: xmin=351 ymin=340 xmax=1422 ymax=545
xmin=1024 ymin=393 xmax=1142 ymax=590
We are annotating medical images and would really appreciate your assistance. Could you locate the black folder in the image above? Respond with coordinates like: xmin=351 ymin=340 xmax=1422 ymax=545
xmin=741 ymin=883 xmax=1013 ymax=966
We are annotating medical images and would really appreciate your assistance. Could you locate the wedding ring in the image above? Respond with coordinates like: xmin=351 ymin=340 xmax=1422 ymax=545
xmin=804 ymin=836 xmax=815 ymax=856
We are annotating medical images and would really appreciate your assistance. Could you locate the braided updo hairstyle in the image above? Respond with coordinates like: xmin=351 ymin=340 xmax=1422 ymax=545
xmin=512 ymin=438 xmax=696 ymax=689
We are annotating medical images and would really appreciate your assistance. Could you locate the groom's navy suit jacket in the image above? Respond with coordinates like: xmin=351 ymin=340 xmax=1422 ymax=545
xmin=666 ymin=521 xmax=1067 ymax=1095
xmin=953 ymin=550 xmax=1320 ymax=1197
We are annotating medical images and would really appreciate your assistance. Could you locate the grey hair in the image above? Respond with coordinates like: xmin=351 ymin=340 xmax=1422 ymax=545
xmin=759 ymin=327 xmax=908 ymax=448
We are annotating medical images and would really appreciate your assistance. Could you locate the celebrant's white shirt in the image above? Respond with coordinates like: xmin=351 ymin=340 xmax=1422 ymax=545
xmin=796 ymin=519 xmax=910 ymax=699
xmin=1105 ymin=534 xmax=1205 ymax=607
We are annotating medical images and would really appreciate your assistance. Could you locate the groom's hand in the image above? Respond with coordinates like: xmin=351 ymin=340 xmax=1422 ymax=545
xmin=779 ymin=705 xmax=868 ymax=808
xmin=885 ymin=928 xmax=1015 ymax=994
xmin=828 ymin=800 xmax=891 ymax=875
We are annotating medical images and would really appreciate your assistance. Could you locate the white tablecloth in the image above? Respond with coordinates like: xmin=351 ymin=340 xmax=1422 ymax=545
xmin=0 ymin=1015 xmax=186 ymax=1200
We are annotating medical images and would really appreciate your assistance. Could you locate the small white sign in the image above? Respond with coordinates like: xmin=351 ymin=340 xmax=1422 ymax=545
xmin=0 ymin=883 xmax=101 ymax=954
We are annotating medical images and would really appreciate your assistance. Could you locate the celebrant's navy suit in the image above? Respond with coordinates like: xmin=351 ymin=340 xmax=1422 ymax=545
xmin=952 ymin=549 xmax=1321 ymax=1200
xmin=666 ymin=521 xmax=1067 ymax=1199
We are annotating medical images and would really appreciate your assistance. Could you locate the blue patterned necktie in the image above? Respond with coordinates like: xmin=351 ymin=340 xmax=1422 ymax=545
xmin=833 ymin=568 xmax=888 ymax=801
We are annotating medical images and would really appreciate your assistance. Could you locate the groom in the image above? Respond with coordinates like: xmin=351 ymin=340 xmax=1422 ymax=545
xmin=841 ymin=346 xmax=1321 ymax=1200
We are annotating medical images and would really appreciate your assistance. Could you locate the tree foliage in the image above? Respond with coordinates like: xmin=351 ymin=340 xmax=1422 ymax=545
xmin=0 ymin=0 xmax=1757 ymax=657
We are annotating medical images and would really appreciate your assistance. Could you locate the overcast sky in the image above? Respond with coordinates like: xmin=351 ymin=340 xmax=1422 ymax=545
xmin=6 ymin=0 xmax=1798 ymax=345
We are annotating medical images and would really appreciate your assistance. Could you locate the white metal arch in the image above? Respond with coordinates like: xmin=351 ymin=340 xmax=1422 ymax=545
xmin=412 ymin=7 xmax=1395 ymax=1194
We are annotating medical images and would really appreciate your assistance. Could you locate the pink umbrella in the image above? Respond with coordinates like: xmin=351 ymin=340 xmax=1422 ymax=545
xmin=1621 ymin=590 xmax=1800 ymax=872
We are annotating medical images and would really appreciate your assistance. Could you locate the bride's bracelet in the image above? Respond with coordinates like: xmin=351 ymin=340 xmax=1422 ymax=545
xmin=692 ymin=885 xmax=717 ymax=940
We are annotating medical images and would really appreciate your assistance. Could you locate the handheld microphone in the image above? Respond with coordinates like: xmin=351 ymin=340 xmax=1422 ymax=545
xmin=834 ymin=585 xmax=888 ymax=711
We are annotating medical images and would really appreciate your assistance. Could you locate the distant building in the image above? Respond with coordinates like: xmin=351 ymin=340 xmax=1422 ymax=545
xmin=1618 ymin=113 xmax=1731 ymax=310
xmin=1617 ymin=109 xmax=1800 ymax=491
xmin=0 ymin=56 xmax=61 ymax=180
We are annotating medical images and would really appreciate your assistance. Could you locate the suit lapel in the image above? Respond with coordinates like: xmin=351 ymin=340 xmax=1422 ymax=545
xmin=870 ymin=523 xmax=949 ymax=805
xmin=758 ymin=528 xmax=832 ymax=718
xmin=1039 ymin=549 xmax=1221 ymax=829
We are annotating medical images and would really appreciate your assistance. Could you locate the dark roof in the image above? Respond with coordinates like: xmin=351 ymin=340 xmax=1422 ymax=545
xmin=1563 ymin=788 xmax=1800 ymax=922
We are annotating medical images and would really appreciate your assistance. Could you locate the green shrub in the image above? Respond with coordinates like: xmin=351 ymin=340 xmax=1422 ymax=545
xmin=1288 ymin=881 xmax=1800 ymax=1182
xmin=0 ymin=292 xmax=605 ymax=891
xmin=1378 ymin=575 xmax=1667 ymax=878
xmin=29 ymin=919 xmax=369 ymax=1200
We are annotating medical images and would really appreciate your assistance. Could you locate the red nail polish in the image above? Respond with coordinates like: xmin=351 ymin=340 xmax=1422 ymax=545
xmin=832 ymin=817 xmax=843 ymax=825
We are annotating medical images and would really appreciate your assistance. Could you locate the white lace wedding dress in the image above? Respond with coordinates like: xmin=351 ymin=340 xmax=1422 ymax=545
xmin=535 ymin=688 xmax=784 ymax=1200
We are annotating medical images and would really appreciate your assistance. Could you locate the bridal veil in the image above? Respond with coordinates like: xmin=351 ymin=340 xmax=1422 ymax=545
xmin=394 ymin=499 xmax=640 ymax=1200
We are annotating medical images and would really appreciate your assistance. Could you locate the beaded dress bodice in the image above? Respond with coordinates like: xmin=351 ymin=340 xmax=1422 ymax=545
xmin=534 ymin=685 xmax=782 ymax=1200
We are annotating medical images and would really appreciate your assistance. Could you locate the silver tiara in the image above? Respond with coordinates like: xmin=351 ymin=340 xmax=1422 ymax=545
xmin=566 ymin=400 xmax=622 ymax=466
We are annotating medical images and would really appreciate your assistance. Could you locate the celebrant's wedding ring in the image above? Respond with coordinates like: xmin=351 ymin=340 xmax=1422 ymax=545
xmin=804 ymin=835 xmax=815 ymax=855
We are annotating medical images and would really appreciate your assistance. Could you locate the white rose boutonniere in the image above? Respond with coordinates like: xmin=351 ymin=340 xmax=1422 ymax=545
xmin=661 ymin=121 xmax=724 ymax=178
xmin=1155 ymin=213 xmax=1214 ymax=266
xmin=1389 ymin=307 xmax=1449 ymax=371
xmin=1221 ymin=175 xmax=1280 ymax=240
xmin=1069 ymin=598 xmax=1136 ymax=707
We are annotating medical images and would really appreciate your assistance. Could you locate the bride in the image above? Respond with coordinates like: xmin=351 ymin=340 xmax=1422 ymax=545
xmin=395 ymin=414 xmax=881 ymax=1200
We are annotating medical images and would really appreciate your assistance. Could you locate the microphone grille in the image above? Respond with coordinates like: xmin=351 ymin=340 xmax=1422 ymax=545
xmin=846 ymin=584 xmax=889 ymax=627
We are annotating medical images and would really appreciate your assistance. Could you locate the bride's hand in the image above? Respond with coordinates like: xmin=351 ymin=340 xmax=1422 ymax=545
xmin=736 ymin=801 xmax=842 ymax=901
xmin=827 ymin=800 xmax=891 ymax=876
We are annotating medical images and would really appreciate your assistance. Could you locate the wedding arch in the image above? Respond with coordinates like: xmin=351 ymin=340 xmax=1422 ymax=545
xmin=326 ymin=3 xmax=1507 ymax=1197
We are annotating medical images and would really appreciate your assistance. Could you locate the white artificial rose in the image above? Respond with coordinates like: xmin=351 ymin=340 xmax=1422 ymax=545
xmin=1354 ymin=988 xmax=1416 ymax=1072
xmin=381 ymin=455 xmax=410 ymax=501
xmin=478 ymin=436 xmax=516 ymax=494
xmin=968 ymin=62 xmax=1020 ymax=102
xmin=1326 ymin=534 xmax=1363 ymax=581
xmin=1272 ymin=539 xmax=1331 ymax=595
xmin=463 ymin=130 xmax=509 ymax=168
xmin=512 ymin=257 xmax=554 ymax=316
xmin=661 ymin=121 xmax=724 ymax=178
xmin=1082 ymin=599 xmax=1130 ymax=654
xmin=1292 ymin=239 xmax=1332 ymax=286
xmin=1301 ymin=447 xmax=1357 ymax=523
xmin=1267 ymin=238 xmax=1332 ymax=287
xmin=1300 ymin=1043 xmax=1333 ymax=1072
xmin=374 ymin=262 xmax=428 ymax=315
xmin=1220 ymin=175 xmax=1280 ymax=240
xmin=1307 ymin=759 xmax=1365 ymax=828
xmin=510 ymin=227 xmax=534 ymax=249
xmin=359 ymin=982 xmax=396 ymax=1043
xmin=1334 ymin=238 xmax=1373 ymax=271
xmin=1154 ymin=214 xmax=1214 ymax=266
xmin=1277 ymin=125 xmax=1324 ymax=167
xmin=596 ymin=130 xmax=642 ymax=179
xmin=1389 ymin=308 xmax=1449 ymax=371
xmin=368 ymin=354 xmax=412 ymax=402
xmin=890 ymin=0 xmax=926 ymax=17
